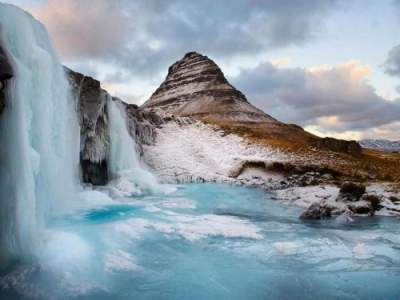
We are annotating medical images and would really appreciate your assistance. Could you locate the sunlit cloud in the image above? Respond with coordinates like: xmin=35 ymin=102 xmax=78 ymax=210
xmin=304 ymin=125 xmax=363 ymax=141
xmin=270 ymin=57 xmax=291 ymax=67
xmin=232 ymin=60 xmax=400 ymax=139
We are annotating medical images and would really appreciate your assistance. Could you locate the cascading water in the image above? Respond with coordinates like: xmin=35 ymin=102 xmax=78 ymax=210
xmin=0 ymin=4 xmax=80 ymax=264
xmin=108 ymin=99 xmax=163 ymax=196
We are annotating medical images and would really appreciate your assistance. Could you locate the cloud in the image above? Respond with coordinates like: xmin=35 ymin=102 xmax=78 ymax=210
xmin=33 ymin=0 xmax=131 ymax=59
xmin=384 ymin=44 xmax=400 ymax=77
xmin=366 ymin=121 xmax=400 ymax=140
xmin=25 ymin=0 xmax=399 ymax=139
xmin=231 ymin=60 xmax=400 ymax=138
xmin=31 ymin=0 xmax=339 ymax=77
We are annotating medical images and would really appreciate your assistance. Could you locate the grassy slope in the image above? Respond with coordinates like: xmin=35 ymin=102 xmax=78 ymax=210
xmin=205 ymin=120 xmax=400 ymax=183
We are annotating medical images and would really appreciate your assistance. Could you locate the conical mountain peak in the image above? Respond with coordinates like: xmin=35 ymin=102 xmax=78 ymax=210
xmin=142 ymin=52 xmax=274 ymax=123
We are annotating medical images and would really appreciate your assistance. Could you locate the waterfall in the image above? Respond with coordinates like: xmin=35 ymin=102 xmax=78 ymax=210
xmin=108 ymin=99 xmax=163 ymax=196
xmin=0 ymin=4 xmax=80 ymax=264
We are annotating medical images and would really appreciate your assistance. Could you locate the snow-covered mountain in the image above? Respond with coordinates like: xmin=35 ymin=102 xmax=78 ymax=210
xmin=359 ymin=139 xmax=400 ymax=152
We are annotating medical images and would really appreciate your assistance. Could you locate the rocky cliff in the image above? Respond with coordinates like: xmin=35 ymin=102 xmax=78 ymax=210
xmin=66 ymin=68 xmax=110 ymax=185
xmin=66 ymin=68 xmax=162 ymax=185
xmin=142 ymin=52 xmax=361 ymax=156
xmin=0 ymin=42 xmax=13 ymax=114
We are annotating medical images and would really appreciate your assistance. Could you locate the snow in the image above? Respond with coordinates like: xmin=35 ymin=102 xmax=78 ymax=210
xmin=274 ymin=184 xmax=400 ymax=216
xmin=143 ymin=120 xmax=400 ymax=217
xmin=359 ymin=139 xmax=400 ymax=152
xmin=143 ymin=121 xmax=287 ymax=183
xmin=273 ymin=185 xmax=340 ymax=208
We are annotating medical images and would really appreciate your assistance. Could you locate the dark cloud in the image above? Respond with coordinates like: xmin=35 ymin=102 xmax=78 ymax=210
xmin=231 ymin=61 xmax=400 ymax=133
xmin=384 ymin=45 xmax=400 ymax=77
xmin=33 ymin=0 xmax=339 ymax=77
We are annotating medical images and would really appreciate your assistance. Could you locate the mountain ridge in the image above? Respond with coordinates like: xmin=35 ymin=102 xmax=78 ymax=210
xmin=142 ymin=51 xmax=362 ymax=156
xmin=360 ymin=139 xmax=400 ymax=152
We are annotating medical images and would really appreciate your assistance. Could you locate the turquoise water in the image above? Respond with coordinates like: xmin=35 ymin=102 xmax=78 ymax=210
xmin=1 ymin=183 xmax=400 ymax=300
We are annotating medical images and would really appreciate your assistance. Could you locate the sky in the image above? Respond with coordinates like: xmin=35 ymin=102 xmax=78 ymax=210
xmin=4 ymin=0 xmax=400 ymax=140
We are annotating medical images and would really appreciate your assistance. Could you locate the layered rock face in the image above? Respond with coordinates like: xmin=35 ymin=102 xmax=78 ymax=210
xmin=142 ymin=52 xmax=276 ymax=123
xmin=66 ymin=68 xmax=162 ymax=185
xmin=142 ymin=52 xmax=361 ymax=156
xmin=0 ymin=43 xmax=13 ymax=114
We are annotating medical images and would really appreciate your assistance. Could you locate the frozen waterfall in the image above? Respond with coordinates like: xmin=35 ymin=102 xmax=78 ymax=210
xmin=0 ymin=4 xmax=80 ymax=264
xmin=108 ymin=99 xmax=164 ymax=196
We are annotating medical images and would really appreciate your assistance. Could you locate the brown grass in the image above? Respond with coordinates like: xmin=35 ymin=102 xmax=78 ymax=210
xmin=205 ymin=119 xmax=400 ymax=183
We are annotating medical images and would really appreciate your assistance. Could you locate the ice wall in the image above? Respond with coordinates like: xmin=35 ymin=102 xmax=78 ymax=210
xmin=0 ymin=4 xmax=80 ymax=264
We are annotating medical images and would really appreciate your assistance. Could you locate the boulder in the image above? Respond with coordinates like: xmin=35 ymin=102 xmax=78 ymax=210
xmin=347 ymin=201 xmax=373 ymax=215
xmin=336 ymin=182 xmax=366 ymax=202
xmin=300 ymin=202 xmax=332 ymax=220
xmin=361 ymin=194 xmax=382 ymax=211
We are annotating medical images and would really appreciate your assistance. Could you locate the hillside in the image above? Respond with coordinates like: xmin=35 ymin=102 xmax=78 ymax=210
xmin=142 ymin=52 xmax=400 ymax=182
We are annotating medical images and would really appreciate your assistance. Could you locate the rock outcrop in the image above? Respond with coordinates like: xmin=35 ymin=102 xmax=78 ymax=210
xmin=0 ymin=42 xmax=13 ymax=114
xmin=336 ymin=182 xmax=366 ymax=202
xmin=66 ymin=68 xmax=110 ymax=185
xmin=314 ymin=137 xmax=361 ymax=156
xmin=125 ymin=103 xmax=163 ymax=147
xmin=142 ymin=52 xmax=361 ymax=156
xmin=66 ymin=68 xmax=162 ymax=185
xmin=300 ymin=202 xmax=333 ymax=220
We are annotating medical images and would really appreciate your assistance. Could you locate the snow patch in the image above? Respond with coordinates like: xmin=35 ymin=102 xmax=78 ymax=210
xmin=144 ymin=122 xmax=287 ymax=183
xmin=273 ymin=185 xmax=339 ymax=208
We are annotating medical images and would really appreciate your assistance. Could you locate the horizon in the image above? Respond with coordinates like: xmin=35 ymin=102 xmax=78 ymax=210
xmin=3 ymin=0 xmax=400 ymax=141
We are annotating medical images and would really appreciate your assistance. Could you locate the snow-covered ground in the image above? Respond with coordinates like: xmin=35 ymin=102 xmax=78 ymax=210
xmin=274 ymin=184 xmax=400 ymax=217
xmin=143 ymin=121 xmax=288 ymax=183
xmin=143 ymin=121 xmax=400 ymax=217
